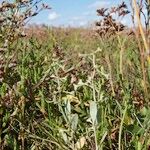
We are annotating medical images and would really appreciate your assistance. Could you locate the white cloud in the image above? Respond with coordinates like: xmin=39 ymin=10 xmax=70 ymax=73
xmin=88 ymin=1 xmax=111 ymax=9
xmin=78 ymin=21 xmax=88 ymax=26
xmin=72 ymin=16 xmax=83 ymax=21
xmin=48 ymin=12 xmax=60 ymax=21
xmin=69 ymin=15 xmax=89 ymax=27
xmin=83 ymin=11 xmax=95 ymax=16
xmin=68 ymin=19 xmax=88 ymax=27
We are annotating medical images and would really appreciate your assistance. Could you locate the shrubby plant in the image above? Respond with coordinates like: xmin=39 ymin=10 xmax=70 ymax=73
xmin=0 ymin=0 xmax=50 ymax=81
xmin=95 ymin=2 xmax=130 ymax=37
xmin=0 ymin=0 xmax=50 ymax=45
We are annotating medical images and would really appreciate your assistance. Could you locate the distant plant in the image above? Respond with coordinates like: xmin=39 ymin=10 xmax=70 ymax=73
xmin=0 ymin=0 xmax=50 ymax=44
xmin=96 ymin=2 xmax=130 ymax=37
xmin=0 ymin=0 xmax=50 ymax=81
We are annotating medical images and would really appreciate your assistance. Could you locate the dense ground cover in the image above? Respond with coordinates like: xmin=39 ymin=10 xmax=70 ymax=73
xmin=0 ymin=26 xmax=150 ymax=150
xmin=0 ymin=0 xmax=150 ymax=149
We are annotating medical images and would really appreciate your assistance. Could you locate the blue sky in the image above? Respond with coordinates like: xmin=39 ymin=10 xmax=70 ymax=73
xmin=31 ymin=0 xmax=132 ymax=27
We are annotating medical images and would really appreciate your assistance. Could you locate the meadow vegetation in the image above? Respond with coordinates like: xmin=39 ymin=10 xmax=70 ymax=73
xmin=0 ymin=0 xmax=150 ymax=150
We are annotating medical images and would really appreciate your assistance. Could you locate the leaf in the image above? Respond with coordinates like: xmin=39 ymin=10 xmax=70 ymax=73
xmin=75 ymin=137 xmax=86 ymax=149
xmin=66 ymin=95 xmax=80 ymax=105
xmin=66 ymin=100 xmax=71 ymax=115
xmin=64 ymin=99 xmax=71 ymax=121
xmin=59 ymin=129 xmax=68 ymax=144
xmin=140 ymin=107 xmax=148 ymax=116
xmin=90 ymin=101 xmax=97 ymax=124
xmin=127 ymin=124 xmax=144 ymax=136
xmin=137 ymin=141 xmax=142 ymax=150
xmin=10 ymin=108 xmax=19 ymax=117
xmin=31 ymin=145 xmax=36 ymax=150
xmin=124 ymin=113 xmax=133 ymax=125
xmin=71 ymin=114 xmax=78 ymax=131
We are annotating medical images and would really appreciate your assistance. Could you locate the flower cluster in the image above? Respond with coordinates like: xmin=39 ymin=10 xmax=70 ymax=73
xmin=96 ymin=2 xmax=130 ymax=37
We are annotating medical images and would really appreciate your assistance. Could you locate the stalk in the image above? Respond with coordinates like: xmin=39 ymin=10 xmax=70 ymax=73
xmin=118 ymin=101 xmax=128 ymax=150
xmin=132 ymin=0 xmax=150 ymax=63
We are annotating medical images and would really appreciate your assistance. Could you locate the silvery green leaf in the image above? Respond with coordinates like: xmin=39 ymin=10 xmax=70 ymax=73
xmin=64 ymin=99 xmax=71 ymax=121
xmin=71 ymin=114 xmax=78 ymax=131
xmin=59 ymin=129 xmax=68 ymax=143
xmin=66 ymin=100 xmax=71 ymax=114
xmin=90 ymin=101 xmax=97 ymax=124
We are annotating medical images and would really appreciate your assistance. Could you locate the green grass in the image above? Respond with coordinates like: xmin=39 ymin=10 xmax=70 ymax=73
xmin=0 ymin=27 xmax=150 ymax=150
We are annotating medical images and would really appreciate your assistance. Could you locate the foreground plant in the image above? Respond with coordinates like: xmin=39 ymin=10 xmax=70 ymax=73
xmin=0 ymin=0 xmax=50 ymax=149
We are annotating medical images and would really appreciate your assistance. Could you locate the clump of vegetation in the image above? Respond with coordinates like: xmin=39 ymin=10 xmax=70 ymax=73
xmin=0 ymin=0 xmax=50 ymax=82
xmin=96 ymin=2 xmax=130 ymax=37
xmin=0 ymin=0 xmax=150 ymax=150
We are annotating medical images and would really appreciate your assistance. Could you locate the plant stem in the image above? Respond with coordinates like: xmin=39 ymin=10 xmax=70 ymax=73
xmin=93 ymin=125 xmax=98 ymax=150
xmin=118 ymin=101 xmax=128 ymax=150
xmin=132 ymin=0 xmax=150 ymax=62
xmin=106 ymin=55 xmax=115 ymax=96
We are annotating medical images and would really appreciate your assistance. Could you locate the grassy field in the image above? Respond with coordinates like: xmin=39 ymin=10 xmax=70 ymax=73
xmin=0 ymin=1 xmax=150 ymax=149
xmin=0 ymin=25 xmax=150 ymax=150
